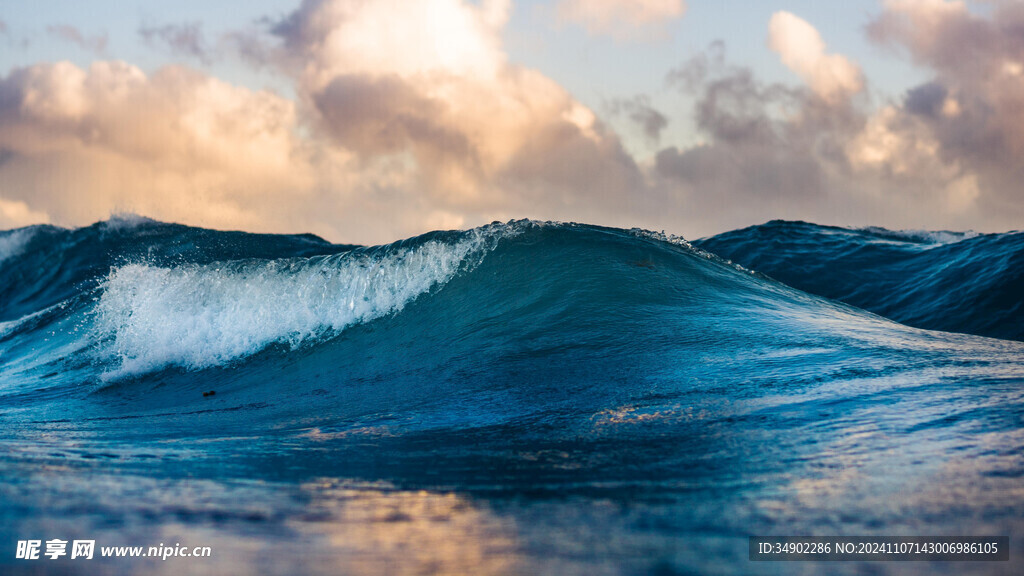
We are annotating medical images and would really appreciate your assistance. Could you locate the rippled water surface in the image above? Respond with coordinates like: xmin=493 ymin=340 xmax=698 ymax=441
xmin=1 ymin=218 xmax=1022 ymax=574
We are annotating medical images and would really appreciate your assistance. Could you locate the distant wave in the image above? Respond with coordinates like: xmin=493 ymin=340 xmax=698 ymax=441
xmin=696 ymin=220 xmax=1024 ymax=341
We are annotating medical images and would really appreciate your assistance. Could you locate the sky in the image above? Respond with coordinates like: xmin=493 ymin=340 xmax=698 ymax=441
xmin=0 ymin=0 xmax=1021 ymax=244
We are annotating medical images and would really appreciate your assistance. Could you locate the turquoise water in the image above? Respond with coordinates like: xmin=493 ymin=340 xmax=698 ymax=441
xmin=1 ymin=218 xmax=1022 ymax=574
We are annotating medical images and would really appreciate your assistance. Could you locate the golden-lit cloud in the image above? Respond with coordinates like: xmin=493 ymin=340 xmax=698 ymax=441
xmin=0 ymin=197 xmax=49 ymax=229
xmin=768 ymin=11 xmax=864 ymax=103
xmin=0 ymin=60 xmax=316 ymax=234
xmin=0 ymin=0 xmax=649 ymax=243
xmin=272 ymin=0 xmax=645 ymax=233
xmin=1 ymin=0 xmax=1022 ymax=242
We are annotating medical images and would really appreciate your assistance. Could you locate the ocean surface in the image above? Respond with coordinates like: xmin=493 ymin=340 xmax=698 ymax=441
xmin=1 ymin=216 xmax=1022 ymax=575
xmin=696 ymin=220 xmax=1024 ymax=342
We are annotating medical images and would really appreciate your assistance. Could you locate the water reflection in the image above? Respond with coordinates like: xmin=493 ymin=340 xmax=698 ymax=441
xmin=292 ymin=480 xmax=521 ymax=575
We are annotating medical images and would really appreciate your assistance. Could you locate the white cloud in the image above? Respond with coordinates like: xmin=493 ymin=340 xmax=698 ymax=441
xmin=844 ymin=106 xmax=940 ymax=176
xmin=768 ymin=11 xmax=864 ymax=103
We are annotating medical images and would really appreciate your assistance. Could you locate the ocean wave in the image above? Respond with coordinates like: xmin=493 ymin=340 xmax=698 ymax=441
xmin=0 ymin=216 xmax=1018 ymax=399
xmin=0 ymin=227 xmax=38 ymax=264
xmin=697 ymin=220 xmax=1024 ymax=341
xmin=1 ymin=216 xmax=1022 ymax=576
xmin=92 ymin=224 xmax=517 ymax=377
xmin=856 ymin=226 xmax=981 ymax=245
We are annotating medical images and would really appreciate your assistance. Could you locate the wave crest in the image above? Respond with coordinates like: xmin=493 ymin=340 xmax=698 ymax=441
xmin=93 ymin=227 xmax=509 ymax=377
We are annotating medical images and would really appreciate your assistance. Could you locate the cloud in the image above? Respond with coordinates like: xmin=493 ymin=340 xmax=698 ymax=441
xmin=0 ymin=19 xmax=30 ymax=51
xmin=653 ymin=29 xmax=994 ymax=234
xmin=0 ymin=60 xmax=320 ymax=235
xmin=863 ymin=0 xmax=1024 ymax=225
xmin=0 ymin=197 xmax=49 ymax=229
xmin=646 ymin=6 xmax=1024 ymax=235
xmin=139 ymin=22 xmax=210 ymax=64
xmin=556 ymin=0 xmax=686 ymax=39
xmin=656 ymin=51 xmax=836 ymax=231
xmin=903 ymin=81 xmax=948 ymax=117
xmin=0 ymin=0 xmax=652 ymax=242
xmin=3 ymin=1 xmax=1021 ymax=242
xmin=137 ymin=20 xmax=279 ymax=71
xmin=606 ymin=95 xmax=669 ymax=143
xmin=271 ymin=0 xmax=647 ymax=222
xmin=46 ymin=25 xmax=108 ymax=55
xmin=768 ymin=11 xmax=864 ymax=103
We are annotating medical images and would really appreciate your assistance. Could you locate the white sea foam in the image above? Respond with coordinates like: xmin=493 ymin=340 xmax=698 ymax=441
xmin=858 ymin=226 xmax=979 ymax=245
xmin=628 ymin=227 xmax=759 ymax=274
xmin=101 ymin=212 xmax=157 ymax=232
xmin=93 ymin=226 xmax=510 ymax=377
xmin=0 ymin=228 xmax=36 ymax=264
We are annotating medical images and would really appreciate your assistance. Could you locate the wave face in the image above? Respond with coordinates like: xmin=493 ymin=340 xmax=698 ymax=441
xmin=696 ymin=220 xmax=1024 ymax=341
xmin=1 ymin=218 xmax=1023 ymax=575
